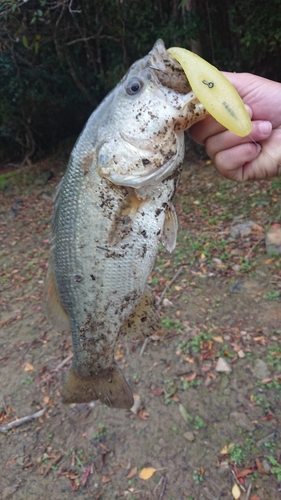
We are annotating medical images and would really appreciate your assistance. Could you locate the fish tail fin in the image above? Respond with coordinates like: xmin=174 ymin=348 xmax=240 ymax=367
xmin=61 ymin=363 xmax=134 ymax=410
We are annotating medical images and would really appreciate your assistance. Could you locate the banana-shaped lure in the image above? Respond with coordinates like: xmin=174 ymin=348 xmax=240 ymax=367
xmin=167 ymin=47 xmax=252 ymax=137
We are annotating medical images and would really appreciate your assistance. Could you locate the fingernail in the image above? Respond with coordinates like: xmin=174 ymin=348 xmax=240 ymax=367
xmin=258 ymin=121 xmax=272 ymax=135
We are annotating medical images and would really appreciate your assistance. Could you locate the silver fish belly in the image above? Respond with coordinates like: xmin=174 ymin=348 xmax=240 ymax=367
xmin=44 ymin=39 xmax=208 ymax=409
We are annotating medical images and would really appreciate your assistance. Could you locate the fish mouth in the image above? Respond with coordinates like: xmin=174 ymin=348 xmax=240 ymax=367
xmin=148 ymin=39 xmax=192 ymax=94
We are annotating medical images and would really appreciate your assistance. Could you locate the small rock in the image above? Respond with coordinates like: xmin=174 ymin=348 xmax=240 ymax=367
xmin=230 ymin=221 xmax=258 ymax=240
xmin=217 ymin=461 xmax=230 ymax=477
xmin=262 ymin=459 xmax=271 ymax=473
xmin=215 ymin=357 xmax=232 ymax=374
xmin=232 ymin=264 xmax=241 ymax=272
xmin=158 ymin=437 xmax=167 ymax=448
xmin=153 ymin=444 xmax=162 ymax=453
xmin=253 ymin=359 xmax=270 ymax=380
xmin=183 ymin=431 xmax=195 ymax=442
xmin=229 ymin=411 xmax=255 ymax=431
xmin=204 ymin=375 xmax=213 ymax=387
xmin=237 ymin=349 xmax=245 ymax=358
xmin=266 ymin=225 xmax=281 ymax=255
xmin=162 ymin=298 xmax=174 ymax=307
xmin=230 ymin=280 xmax=243 ymax=293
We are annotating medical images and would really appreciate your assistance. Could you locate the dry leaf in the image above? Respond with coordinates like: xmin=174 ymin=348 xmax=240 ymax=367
xmin=184 ymin=373 xmax=197 ymax=382
xmin=23 ymin=362 xmax=34 ymax=372
xmin=255 ymin=458 xmax=270 ymax=475
xmin=126 ymin=467 xmax=137 ymax=479
xmin=232 ymin=483 xmax=241 ymax=499
xmin=101 ymin=475 xmax=111 ymax=483
xmin=237 ymin=468 xmax=253 ymax=478
xmin=213 ymin=336 xmax=223 ymax=343
xmin=220 ymin=443 xmax=233 ymax=454
xmin=139 ymin=467 xmax=167 ymax=480
xmin=138 ymin=410 xmax=149 ymax=420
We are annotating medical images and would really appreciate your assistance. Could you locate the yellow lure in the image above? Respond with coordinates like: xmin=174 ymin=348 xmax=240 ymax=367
xmin=167 ymin=47 xmax=252 ymax=137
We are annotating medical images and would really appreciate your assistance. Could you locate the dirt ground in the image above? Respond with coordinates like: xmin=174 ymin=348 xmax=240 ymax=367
xmin=1 ymin=153 xmax=281 ymax=500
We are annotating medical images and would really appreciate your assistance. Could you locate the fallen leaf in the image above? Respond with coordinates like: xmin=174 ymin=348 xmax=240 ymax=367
xmin=232 ymin=483 xmax=241 ymax=499
xmin=70 ymin=479 xmax=79 ymax=491
xmin=179 ymin=403 xmax=192 ymax=424
xmin=81 ymin=466 xmax=92 ymax=487
xmin=183 ymin=373 xmax=197 ymax=382
xmin=138 ymin=410 xmax=149 ymax=420
xmin=237 ymin=468 xmax=253 ymax=478
xmin=127 ymin=466 xmax=137 ymax=479
xmin=213 ymin=336 xmax=223 ymax=343
xmin=255 ymin=458 xmax=270 ymax=474
xmin=139 ymin=467 xmax=167 ymax=480
xmin=23 ymin=362 xmax=34 ymax=371
xmin=261 ymin=377 xmax=273 ymax=384
xmin=149 ymin=387 xmax=164 ymax=396
xmin=220 ymin=443 xmax=233 ymax=454
xmin=102 ymin=475 xmax=111 ymax=483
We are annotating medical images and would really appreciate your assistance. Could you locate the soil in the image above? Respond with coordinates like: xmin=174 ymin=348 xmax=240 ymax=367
xmin=1 ymin=154 xmax=281 ymax=500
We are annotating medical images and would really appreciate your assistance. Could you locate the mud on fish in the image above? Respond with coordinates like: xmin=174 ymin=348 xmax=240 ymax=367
xmin=43 ymin=39 xmax=208 ymax=409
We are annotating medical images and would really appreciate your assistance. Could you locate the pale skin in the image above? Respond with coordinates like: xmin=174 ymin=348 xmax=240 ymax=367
xmin=189 ymin=72 xmax=281 ymax=181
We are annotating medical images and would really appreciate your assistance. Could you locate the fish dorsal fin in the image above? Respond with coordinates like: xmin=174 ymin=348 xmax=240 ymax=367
xmin=161 ymin=203 xmax=178 ymax=252
xmin=121 ymin=286 xmax=160 ymax=339
xmin=43 ymin=262 xmax=70 ymax=333
xmin=61 ymin=363 xmax=134 ymax=409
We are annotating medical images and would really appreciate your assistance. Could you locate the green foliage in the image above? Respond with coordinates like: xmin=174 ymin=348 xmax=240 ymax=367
xmin=267 ymin=456 xmax=281 ymax=481
xmin=228 ymin=443 xmax=246 ymax=465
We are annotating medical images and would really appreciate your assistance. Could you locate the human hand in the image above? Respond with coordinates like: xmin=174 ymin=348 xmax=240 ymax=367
xmin=189 ymin=72 xmax=281 ymax=181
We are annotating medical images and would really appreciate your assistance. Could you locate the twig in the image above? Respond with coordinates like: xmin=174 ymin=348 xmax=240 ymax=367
xmin=2 ymin=396 xmax=7 ymax=414
xmin=0 ymin=408 xmax=46 ymax=433
xmin=54 ymin=354 xmax=73 ymax=371
xmin=158 ymin=476 xmax=167 ymax=500
xmin=245 ymin=236 xmax=264 ymax=259
xmin=153 ymin=475 xmax=167 ymax=500
xmin=43 ymin=453 xmax=63 ymax=477
xmin=231 ymin=469 xmax=246 ymax=493
xmin=140 ymin=338 xmax=149 ymax=357
xmin=245 ymin=482 xmax=252 ymax=500
xmin=157 ymin=266 xmax=183 ymax=306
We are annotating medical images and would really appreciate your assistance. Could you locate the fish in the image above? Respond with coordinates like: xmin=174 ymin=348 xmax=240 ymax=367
xmin=43 ymin=39 xmax=208 ymax=410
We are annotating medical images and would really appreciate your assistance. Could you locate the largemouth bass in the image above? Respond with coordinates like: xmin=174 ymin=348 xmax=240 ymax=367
xmin=43 ymin=39 xmax=207 ymax=409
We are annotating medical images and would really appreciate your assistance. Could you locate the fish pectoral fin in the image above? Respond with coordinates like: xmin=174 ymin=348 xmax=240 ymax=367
xmin=161 ymin=203 xmax=178 ymax=252
xmin=43 ymin=262 xmax=70 ymax=332
xmin=61 ymin=364 xmax=134 ymax=410
xmin=121 ymin=286 xmax=160 ymax=340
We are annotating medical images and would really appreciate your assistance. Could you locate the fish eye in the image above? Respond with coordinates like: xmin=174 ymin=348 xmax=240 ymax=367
xmin=126 ymin=78 xmax=144 ymax=95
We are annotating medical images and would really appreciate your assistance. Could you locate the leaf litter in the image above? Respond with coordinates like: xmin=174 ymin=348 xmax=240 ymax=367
xmin=1 ymin=158 xmax=281 ymax=498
